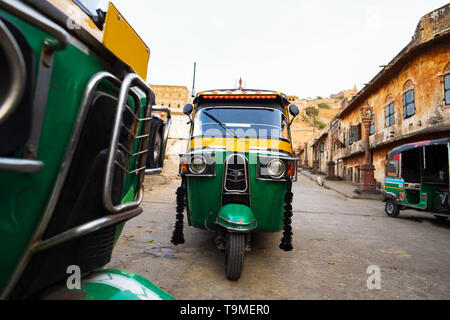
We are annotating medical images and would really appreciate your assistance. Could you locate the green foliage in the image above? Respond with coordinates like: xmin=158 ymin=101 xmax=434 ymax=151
xmin=305 ymin=106 xmax=319 ymax=117
xmin=318 ymin=103 xmax=330 ymax=109
xmin=315 ymin=120 xmax=326 ymax=129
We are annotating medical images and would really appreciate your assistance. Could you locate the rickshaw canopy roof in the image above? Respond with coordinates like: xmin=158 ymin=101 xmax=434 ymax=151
xmin=389 ymin=137 xmax=450 ymax=159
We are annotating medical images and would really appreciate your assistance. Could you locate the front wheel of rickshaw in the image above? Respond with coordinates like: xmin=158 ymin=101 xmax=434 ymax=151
xmin=225 ymin=232 xmax=245 ymax=281
xmin=385 ymin=199 xmax=400 ymax=218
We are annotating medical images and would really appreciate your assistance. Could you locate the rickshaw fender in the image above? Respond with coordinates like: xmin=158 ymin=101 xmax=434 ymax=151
xmin=216 ymin=204 xmax=257 ymax=232
xmin=383 ymin=192 xmax=399 ymax=203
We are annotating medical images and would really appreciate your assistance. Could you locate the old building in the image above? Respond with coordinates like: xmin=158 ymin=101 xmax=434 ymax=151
xmin=150 ymin=85 xmax=191 ymax=109
xmin=307 ymin=4 xmax=450 ymax=189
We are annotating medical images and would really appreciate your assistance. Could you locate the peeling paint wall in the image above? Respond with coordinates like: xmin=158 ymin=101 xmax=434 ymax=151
xmin=335 ymin=39 xmax=450 ymax=187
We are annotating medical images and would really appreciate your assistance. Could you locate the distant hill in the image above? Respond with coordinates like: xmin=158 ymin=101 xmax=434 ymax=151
xmin=288 ymin=88 xmax=357 ymax=150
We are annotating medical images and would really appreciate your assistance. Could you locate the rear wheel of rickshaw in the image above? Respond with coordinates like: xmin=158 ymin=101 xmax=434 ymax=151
xmin=225 ymin=232 xmax=245 ymax=281
xmin=385 ymin=199 xmax=400 ymax=217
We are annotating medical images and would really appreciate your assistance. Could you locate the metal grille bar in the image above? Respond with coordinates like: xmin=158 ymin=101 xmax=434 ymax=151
xmin=103 ymin=73 xmax=155 ymax=213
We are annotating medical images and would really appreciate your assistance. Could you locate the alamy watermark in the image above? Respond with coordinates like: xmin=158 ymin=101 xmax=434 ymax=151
xmin=66 ymin=265 xmax=81 ymax=290
xmin=366 ymin=265 xmax=381 ymax=290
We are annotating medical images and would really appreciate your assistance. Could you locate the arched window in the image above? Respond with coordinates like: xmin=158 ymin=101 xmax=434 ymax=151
xmin=444 ymin=62 xmax=450 ymax=105
xmin=385 ymin=95 xmax=395 ymax=127
xmin=403 ymin=80 xmax=415 ymax=118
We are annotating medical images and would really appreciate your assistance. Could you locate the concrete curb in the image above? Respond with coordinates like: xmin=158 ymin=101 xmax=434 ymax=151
xmin=298 ymin=170 xmax=382 ymax=201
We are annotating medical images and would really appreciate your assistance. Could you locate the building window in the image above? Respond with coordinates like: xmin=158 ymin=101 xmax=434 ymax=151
xmin=403 ymin=80 xmax=415 ymax=118
xmin=385 ymin=102 xmax=395 ymax=127
xmin=349 ymin=128 xmax=355 ymax=145
xmin=387 ymin=160 xmax=399 ymax=177
xmin=349 ymin=124 xmax=361 ymax=145
xmin=445 ymin=74 xmax=450 ymax=105
xmin=369 ymin=116 xmax=375 ymax=136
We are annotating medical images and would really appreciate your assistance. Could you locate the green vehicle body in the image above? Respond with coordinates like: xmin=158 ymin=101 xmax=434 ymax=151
xmin=0 ymin=1 xmax=173 ymax=299
xmin=186 ymin=151 xmax=287 ymax=233
xmin=383 ymin=138 xmax=450 ymax=219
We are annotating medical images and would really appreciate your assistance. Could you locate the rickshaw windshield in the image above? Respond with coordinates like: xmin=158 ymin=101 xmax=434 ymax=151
xmin=73 ymin=0 xmax=108 ymax=28
xmin=192 ymin=107 xmax=289 ymax=140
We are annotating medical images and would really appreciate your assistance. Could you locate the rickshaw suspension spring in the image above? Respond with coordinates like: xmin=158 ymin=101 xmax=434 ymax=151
xmin=280 ymin=180 xmax=294 ymax=252
xmin=171 ymin=176 xmax=186 ymax=245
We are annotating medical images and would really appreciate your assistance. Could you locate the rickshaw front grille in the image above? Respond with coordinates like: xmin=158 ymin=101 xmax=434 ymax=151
xmin=224 ymin=154 xmax=248 ymax=193
xmin=114 ymin=100 xmax=150 ymax=179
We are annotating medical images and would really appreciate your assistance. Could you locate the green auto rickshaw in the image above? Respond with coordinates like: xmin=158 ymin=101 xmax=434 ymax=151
xmin=171 ymin=89 xmax=300 ymax=280
xmin=0 ymin=0 xmax=173 ymax=300
xmin=383 ymin=138 xmax=450 ymax=221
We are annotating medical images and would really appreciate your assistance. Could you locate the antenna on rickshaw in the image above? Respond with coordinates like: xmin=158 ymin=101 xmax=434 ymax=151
xmin=191 ymin=62 xmax=197 ymax=98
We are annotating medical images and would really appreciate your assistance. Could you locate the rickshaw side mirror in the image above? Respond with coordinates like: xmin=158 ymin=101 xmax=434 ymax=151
xmin=289 ymin=104 xmax=299 ymax=124
xmin=183 ymin=104 xmax=194 ymax=116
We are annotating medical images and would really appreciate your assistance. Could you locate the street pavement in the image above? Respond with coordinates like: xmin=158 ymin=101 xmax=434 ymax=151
xmin=107 ymin=174 xmax=450 ymax=300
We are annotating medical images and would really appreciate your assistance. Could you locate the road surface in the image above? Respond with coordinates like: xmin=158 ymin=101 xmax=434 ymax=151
xmin=107 ymin=174 xmax=450 ymax=300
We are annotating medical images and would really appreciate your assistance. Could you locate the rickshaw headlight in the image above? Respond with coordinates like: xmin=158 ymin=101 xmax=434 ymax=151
xmin=190 ymin=155 xmax=207 ymax=175
xmin=267 ymin=159 xmax=285 ymax=178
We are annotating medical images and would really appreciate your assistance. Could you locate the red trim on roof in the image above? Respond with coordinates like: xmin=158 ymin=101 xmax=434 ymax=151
xmin=202 ymin=95 xmax=278 ymax=100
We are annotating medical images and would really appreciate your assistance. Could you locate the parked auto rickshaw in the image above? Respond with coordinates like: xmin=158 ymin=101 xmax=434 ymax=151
xmin=383 ymin=138 xmax=450 ymax=221
xmin=0 ymin=0 xmax=173 ymax=299
xmin=171 ymin=89 xmax=299 ymax=280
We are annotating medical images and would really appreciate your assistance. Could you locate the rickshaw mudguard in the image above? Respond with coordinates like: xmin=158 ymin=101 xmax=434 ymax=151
xmin=216 ymin=204 xmax=257 ymax=233
xmin=37 ymin=269 xmax=175 ymax=300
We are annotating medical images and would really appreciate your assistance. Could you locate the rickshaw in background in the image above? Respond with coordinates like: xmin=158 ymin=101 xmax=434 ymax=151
xmin=383 ymin=138 xmax=450 ymax=221
xmin=171 ymin=89 xmax=300 ymax=280
xmin=0 ymin=0 xmax=173 ymax=299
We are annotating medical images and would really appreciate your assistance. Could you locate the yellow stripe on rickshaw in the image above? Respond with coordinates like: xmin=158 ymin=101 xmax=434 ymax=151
xmin=189 ymin=137 xmax=292 ymax=154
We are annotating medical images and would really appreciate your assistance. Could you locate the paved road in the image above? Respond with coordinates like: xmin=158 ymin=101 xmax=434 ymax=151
xmin=107 ymin=174 xmax=450 ymax=300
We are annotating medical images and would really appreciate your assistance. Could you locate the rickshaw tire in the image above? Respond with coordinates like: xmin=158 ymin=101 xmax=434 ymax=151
xmin=225 ymin=233 xmax=245 ymax=281
xmin=385 ymin=199 xmax=400 ymax=218
xmin=147 ymin=118 xmax=164 ymax=169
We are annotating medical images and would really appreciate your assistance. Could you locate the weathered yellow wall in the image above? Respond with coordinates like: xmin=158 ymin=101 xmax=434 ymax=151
xmin=332 ymin=38 xmax=449 ymax=188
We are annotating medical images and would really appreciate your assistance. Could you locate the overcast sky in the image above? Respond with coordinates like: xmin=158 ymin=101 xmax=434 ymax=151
xmin=113 ymin=0 xmax=448 ymax=99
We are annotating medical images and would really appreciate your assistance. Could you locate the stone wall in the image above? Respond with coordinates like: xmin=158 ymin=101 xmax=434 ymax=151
xmin=150 ymin=85 xmax=191 ymax=109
